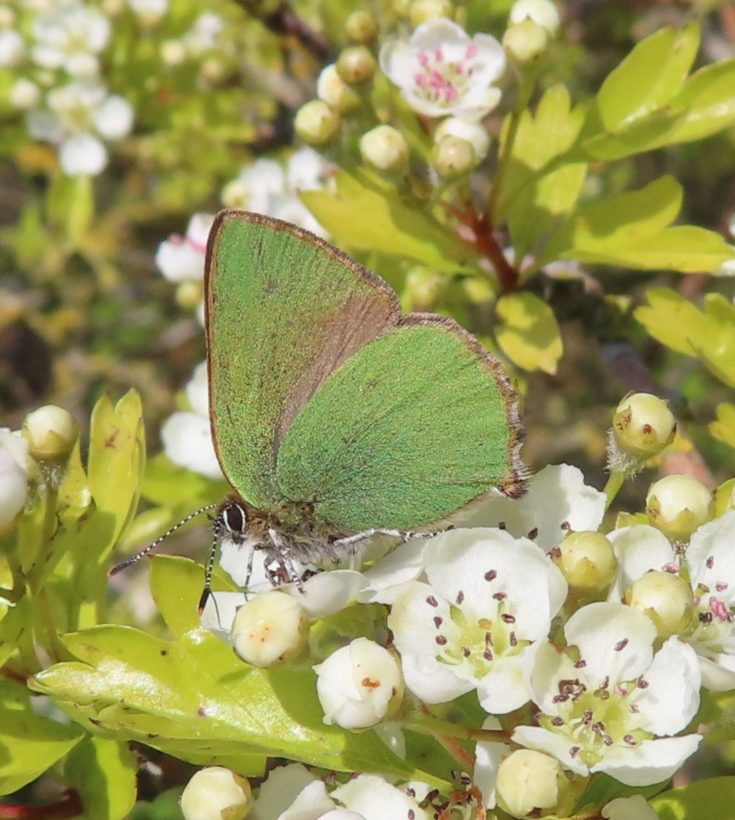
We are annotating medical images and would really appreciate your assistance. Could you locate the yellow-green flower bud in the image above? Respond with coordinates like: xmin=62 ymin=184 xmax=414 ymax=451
xmin=409 ymin=0 xmax=454 ymax=26
xmin=612 ymin=393 xmax=677 ymax=460
xmin=180 ymin=767 xmax=252 ymax=820
xmin=200 ymin=57 xmax=225 ymax=83
xmin=502 ymin=19 xmax=549 ymax=63
xmin=553 ymin=531 xmax=617 ymax=594
xmin=624 ymin=571 xmax=693 ymax=640
xmin=22 ymin=405 xmax=78 ymax=463
xmin=360 ymin=125 xmax=409 ymax=173
xmin=336 ymin=45 xmax=376 ymax=85
xmin=496 ymin=749 xmax=565 ymax=818
xmin=714 ymin=479 xmax=735 ymax=518
xmin=161 ymin=39 xmax=187 ymax=66
xmin=221 ymin=179 xmax=249 ymax=209
xmin=317 ymin=64 xmax=361 ymax=113
xmin=345 ymin=9 xmax=378 ymax=43
xmin=646 ymin=475 xmax=714 ymax=542
xmin=294 ymin=100 xmax=341 ymax=146
xmin=403 ymin=267 xmax=445 ymax=310
xmin=176 ymin=281 xmax=203 ymax=311
xmin=231 ymin=591 xmax=309 ymax=667
xmin=431 ymin=135 xmax=476 ymax=179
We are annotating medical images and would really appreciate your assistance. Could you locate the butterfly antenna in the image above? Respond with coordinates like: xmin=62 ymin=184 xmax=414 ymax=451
xmin=197 ymin=525 xmax=222 ymax=614
xmin=108 ymin=503 xmax=220 ymax=577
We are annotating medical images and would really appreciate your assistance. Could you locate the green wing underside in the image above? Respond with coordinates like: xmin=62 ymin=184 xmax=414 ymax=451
xmin=207 ymin=211 xmax=518 ymax=533
xmin=276 ymin=323 xmax=513 ymax=532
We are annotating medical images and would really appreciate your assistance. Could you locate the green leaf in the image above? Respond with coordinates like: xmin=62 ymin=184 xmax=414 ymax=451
xmin=668 ymin=59 xmax=735 ymax=143
xmin=32 ymin=626 xmax=449 ymax=788
xmin=301 ymin=171 xmax=477 ymax=274
xmin=65 ymin=736 xmax=138 ymax=820
xmin=0 ymin=679 xmax=84 ymax=796
xmin=652 ymin=776 xmax=735 ymax=819
xmin=546 ymin=178 xmax=735 ymax=272
xmin=46 ymin=174 xmax=95 ymax=248
xmin=710 ymin=403 xmax=735 ymax=449
xmin=635 ymin=289 xmax=735 ymax=386
xmin=495 ymin=292 xmax=563 ymax=374
xmin=595 ymin=23 xmax=699 ymax=131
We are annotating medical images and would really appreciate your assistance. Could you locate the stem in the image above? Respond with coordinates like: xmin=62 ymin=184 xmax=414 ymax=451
xmin=0 ymin=790 xmax=82 ymax=819
xmin=603 ymin=470 xmax=626 ymax=511
xmin=402 ymin=712 xmax=512 ymax=744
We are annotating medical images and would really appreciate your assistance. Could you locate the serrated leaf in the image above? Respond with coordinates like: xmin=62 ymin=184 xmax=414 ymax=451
xmin=635 ymin=289 xmax=735 ymax=385
xmin=652 ymin=776 xmax=735 ymax=819
xmin=31 ymin=626 xmax=449 ymax=788
xmin=65 ymin=736 xmax=137 ymax=820
xmin=595 ymin=23 xmax=699 ymax=131
xmin=301 ymin=171 xmax=477 ymax=274
xmin=710 ymin=404 xmax=735 ymax=449
xmin=0 ymin=679 xmax=84 ymax=796
xmin=495 ymin=292 xmax=562 ymax=374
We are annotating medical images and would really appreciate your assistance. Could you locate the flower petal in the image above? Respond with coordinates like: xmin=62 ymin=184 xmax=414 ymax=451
xmin=59 ymin=132 xmax=107 ymax=175
xmin=591 ymin=735 xmax=702 ymax=787
xmin=511 ymin=725 xmax=589 ymax=776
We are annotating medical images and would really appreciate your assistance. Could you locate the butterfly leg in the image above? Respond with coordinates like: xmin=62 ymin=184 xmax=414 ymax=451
xmin=267 ymin=528 xmax=304 ymax=589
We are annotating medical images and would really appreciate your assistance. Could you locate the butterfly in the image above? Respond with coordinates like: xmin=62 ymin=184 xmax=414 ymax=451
xmin=112 ymin=210 xmax=525 ymax=606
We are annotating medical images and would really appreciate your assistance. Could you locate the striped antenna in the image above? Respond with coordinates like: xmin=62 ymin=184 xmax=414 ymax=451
xmin=108 ymin=503 xmax=221 ymax=577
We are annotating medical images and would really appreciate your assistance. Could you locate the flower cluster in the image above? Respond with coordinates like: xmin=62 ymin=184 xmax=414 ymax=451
xmin=190 ymin=453 xmax=733 ymax=817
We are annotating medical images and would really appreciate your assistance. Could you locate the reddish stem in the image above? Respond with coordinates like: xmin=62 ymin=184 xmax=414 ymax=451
xmin=0 ymin=791 xmax=83 ymax=819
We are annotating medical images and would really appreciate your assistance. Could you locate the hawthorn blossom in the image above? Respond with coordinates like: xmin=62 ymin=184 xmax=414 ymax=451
xmin=513 ymin=602 xmax=702 ymax=786
xmin=456 ymin=463 xmax=607 ymax=550
xmin=0 ymin=28 xmax=24 ymax=67
xmin=609 ymin=513 xmax=735 ymax=690
xmin=379 ymin=19 xmax=507 ymax=120
xmin=26 ymin=80 xmax=133 ymax=175
xmin=31 ymin=1 xmax=110 ymax=77
xmin=388 ymin=528 xmax=567 ymax=713
xmin=155 ymin=213 xmax=214 ymax=284
xmin=222 ymin=148 xmax=332 ymax=236
xmin=0 ymin=430 xmax=32 ymax=533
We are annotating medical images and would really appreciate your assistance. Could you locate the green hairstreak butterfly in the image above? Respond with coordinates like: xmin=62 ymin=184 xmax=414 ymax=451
xmin=112 ymin=210 xmax=525 ymax=603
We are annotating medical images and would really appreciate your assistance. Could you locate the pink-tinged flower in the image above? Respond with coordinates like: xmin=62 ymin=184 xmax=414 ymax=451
xmin=379 ymin=19 xmax=506 ymax=120
xmin=155 ymin=213 xmax=214 ymax=283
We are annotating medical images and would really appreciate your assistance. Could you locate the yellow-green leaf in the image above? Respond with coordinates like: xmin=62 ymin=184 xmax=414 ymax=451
xmin=652 ymin=776 xmax=735 ymax=819
xmin=495 ymin=292 xmax=562 ymax=374
xmin=301 ymin=171 xmax=477 ymax=274
xmin=65 ymin=737 xmax=137 ymax=820
xmin=710 ymin=404 xmax=735 ymax=449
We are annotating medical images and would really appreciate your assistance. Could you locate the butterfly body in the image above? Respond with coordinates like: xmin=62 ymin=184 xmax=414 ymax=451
xmin=204 ymin=210 xmax=526 ymax=574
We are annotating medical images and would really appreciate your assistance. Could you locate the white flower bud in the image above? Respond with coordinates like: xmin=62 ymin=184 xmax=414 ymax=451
xmin=502 ymin=20 xmax=549 ymax=63
xmin=317 ymin=64 xmax=361 ymax=113
xmin=410 ymin=0 xmax=454 ymax=25
xmin=231 ymin=591 xmax=309 ymax=667
xmin=345 ymin=10 xmax=378 ymax=44
xmin=10 ymin=79 xmax=41 ymax=110
xmin=435 ymin=117 xmax=490 ymax=160
xmin=180 ymin=767 xmax=252 ymax=820
xmin=175 ymin=280 xmax=203 ymax=311
xmin=553 ymin=531 xmax=617 ymax=594
xmin=321 ymin=813 xmax=365 ymax=820
xmin=314 ymin=638 xmax=404 ymax=729
xmin=360 ymin=125 xmax=409 ymax=173
xmin=510 ymin=0 xmax=560 ymax=34
xmin=294 ymin=100 xmax=341 ymax=146
xmin=336 ymin=46 xmax=376 ymax=85
xmin=612 ymin=393 xmax=676 ymax=460
xmin=0 ymin=430 xmax=31 ymax=534
xmin=496 ymin=749 xmax=565 ymax=818
xmin=161 ymin=39 xmax=187 ymax=65
xmin=22 ymin=405 xmax=78 ymax=463
xmin=431 ymin=135 xmax=476 ymax=178
xmin=624 ymin=571 xmax=693 ymax=640
xmin=646 ymin=475 xmax=714 ymax=542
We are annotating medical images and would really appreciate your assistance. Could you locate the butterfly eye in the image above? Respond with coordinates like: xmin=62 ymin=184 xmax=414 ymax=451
xmin=223 ymin=502 xmax=247 ymax=535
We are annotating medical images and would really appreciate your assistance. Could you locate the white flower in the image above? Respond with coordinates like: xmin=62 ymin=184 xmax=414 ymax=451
xmin=389 ymin=528 xmax=566 ymax=713
xmin=127 ymin=0 xmax=167 ymax=25
xmin=314 ymin=638 xmax=404 ymax=729
xmin=602 ymin=795 xmax=658 ymax=820
xmin=184 ymin=12 xmax=223 ymax=56
xmin=31 ymin=2 xmax=110 ymax=77
xmin=10 ymin=78 xmax=41 ymax=109
xmin=330 ymin=775 xmax=430 ymax=820
xmin=160 ymin=362 xmax=222 ymax=480
xmin=509 ymin=0 xmax=561 ymax=35
xmin=0 ymin=430 xmax=32 ymax=533
xmin=0 ymin=29 xmax=24 ymax=67
xmin=26 ymin=81 xmax=133 ymax=175
xmin=435 ymin=116 xmax=491 ymax=159
xmin=155 ymin=213 xmax=214 ymax=283
xmin=379 ymin=19 xmax=507 ymax=120
xmin=513 ymin=602 xmax=702 ymax=786
xmin=222 ymin=148 xmax=331 ymax=237
xmin=250 ymin=764 xmax=337 ymax=820
xmin=608 ymin=514 xmax=735 ymax=691
xmin=457 ymin=463 xmax=607 ymax=550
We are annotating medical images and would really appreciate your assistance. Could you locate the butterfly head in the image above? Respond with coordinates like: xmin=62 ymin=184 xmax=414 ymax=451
xmin=216 ymin=498 xmax=249 ymax=544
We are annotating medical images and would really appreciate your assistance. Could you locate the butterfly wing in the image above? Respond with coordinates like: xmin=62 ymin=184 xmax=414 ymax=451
xmin=205 ymin=211 xmax=398 ymax=510
xmin=275 ymin=315 xmax=525 ymax=533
